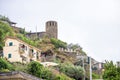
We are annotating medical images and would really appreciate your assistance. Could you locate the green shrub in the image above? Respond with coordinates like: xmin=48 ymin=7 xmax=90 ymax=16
xmin=27 ymin=61 xmax=75 ymax=80
xmin=12 ymin=62 xmax=27 ymax=72
xmin=16 ymin=34 xmax=38 ymax=47
xmin=0 ymin=69 xmax=10 ymax=72
xmin=27 ymin=61 xmax=54 ymax=80
xmin=27 ymin=61 xmax=43 ymax=75
xmin=51 ymin=38 xmax=67 ymax=49
xmin=55 ymin=74 xmax=74 ymax=80
xmin=40 ymin=68 xmax=54 ymax=80
xmin=0 ymin=58 xmax=14 ymax=71
xmin=92 ymin=73 xmax=100 ymax=79
xmin=59 ymin=63 xmax=84 ymax=80
xmin=0 ymin=21 xmax=14 ymax=49
xmin=103 ymin=61 xmax=120 ymax=80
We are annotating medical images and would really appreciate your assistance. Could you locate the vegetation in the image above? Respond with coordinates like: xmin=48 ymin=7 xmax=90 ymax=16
xmin=58 ymin=63 xmax=84 ymax=80
xmin=12 ymin=62 xmax=27 ymax=72
xmin=0 ymin=15 xmax=10 ymax=23
xmin=0 ymin=15 xmax=88 ymax=80
xmin=68 ymin=43 xmax=86 ymax=55
xmin=68 ymin=43 xmax=81 ymax=50
xmin=92 ymin=73 xmax=100 ymax=79
xmin=16 ymin=33 xmax=39 ymax=47
xmin=27 ymin=61 xmax=73 ymax=80
xmin=51 ymin=38 xmax=67 ymax=49
xmin=103 ymin=61 xmax=120 ymax=80
xmin=0 ymin=58 xmax=14 ymax=72
xmin=38 ymin=37 xmax=55 ymax=52
xmin=55 ymin=73 xmax=74 ymax=80
xmin=0 ymin=21 xmax=14 ymax=49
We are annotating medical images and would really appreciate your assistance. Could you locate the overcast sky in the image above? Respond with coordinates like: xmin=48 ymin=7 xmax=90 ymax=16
xmin=0 ymin=0 xmax=120 ymax=62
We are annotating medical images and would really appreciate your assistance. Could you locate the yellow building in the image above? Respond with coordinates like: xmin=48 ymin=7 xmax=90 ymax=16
xmin=3 ymin=37 xmax=41 ymax=63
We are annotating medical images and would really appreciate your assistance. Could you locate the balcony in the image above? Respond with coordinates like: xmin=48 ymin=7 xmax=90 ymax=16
xmin=19 ymin=44 xmax=26 ymax=54
xmin=29 ymin=49 xmax=34 ymax=58
xmin=36 ymin=52 xmax=41 ymax=61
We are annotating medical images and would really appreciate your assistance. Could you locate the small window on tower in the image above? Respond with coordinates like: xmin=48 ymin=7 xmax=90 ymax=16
xmin=52 ymin=22 xmax=54 ymax=26
xmin=50 ymin=22 xmax=51 ymax=26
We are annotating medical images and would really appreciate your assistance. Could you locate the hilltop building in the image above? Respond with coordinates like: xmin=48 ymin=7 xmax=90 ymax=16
xmin=3 ymin=37 xmax=41 ymax=63
xmin=26 ymin=21 xmax=58 ymax=39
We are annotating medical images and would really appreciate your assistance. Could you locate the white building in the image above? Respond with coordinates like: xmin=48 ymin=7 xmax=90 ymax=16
xmin=3 ymin=37 xmax=41 ymax=63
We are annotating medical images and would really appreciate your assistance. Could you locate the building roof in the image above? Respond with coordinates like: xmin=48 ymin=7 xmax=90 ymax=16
xmin=26 ymin=32 xmax=46 ymax=35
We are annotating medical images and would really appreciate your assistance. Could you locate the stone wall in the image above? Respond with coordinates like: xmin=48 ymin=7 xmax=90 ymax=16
xmin=0 ymin=71 xmax=42 ymax=80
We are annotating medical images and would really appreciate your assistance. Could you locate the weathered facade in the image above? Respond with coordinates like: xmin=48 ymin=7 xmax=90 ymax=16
xmin=3 ymin=37 xmax=41 ymax=63
xmin=26 ymin=32 xmax=47 ymax=40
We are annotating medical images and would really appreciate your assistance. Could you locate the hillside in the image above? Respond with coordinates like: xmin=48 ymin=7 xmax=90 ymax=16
xmin=0 ymin=15 xmax=89 ymax=80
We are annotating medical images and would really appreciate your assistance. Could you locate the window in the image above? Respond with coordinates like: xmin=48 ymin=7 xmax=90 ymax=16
xmin=8 ymin=53 xmax=12 ymax=58
xmin=9 ymin=42 xmax=13 ymax=46
xmin=50 ymin=22 xmax=51 ymax=26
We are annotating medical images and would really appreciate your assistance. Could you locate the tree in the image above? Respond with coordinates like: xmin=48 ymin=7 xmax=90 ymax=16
xmin=67 ymin=43 xmax=86 ymax=55
xmin=103 ymin=61 xmax=120 ymax=80
xmin=59 ymin=63 xmax=84 ymax=80
xmin=27 ymin=61 xmax=54 ymax=80
xmin=27 ymin=61 xmax=43 ymax=76
xmin=68 ymin=43 xmax=81 ymax=50
xmin=0 ymin=21 xmax=14 ymax=49
xmin=0 ymin=15 xmax=10 ymax=23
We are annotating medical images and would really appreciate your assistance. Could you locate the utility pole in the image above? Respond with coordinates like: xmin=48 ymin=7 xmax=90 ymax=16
xmin=89 ymin=56 xmax=92 ymax=80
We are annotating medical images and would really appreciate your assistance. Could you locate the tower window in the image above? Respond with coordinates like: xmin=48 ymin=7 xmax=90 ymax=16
xmin=8 ymin=53 xmax=12 ymax=58
xmin=9 ymin=42 xmax=13 ymax=46
xmin=50 ymin=22 xmax=51 ymax=26
xmin=52 ymin=22 xmax=54 ymax=26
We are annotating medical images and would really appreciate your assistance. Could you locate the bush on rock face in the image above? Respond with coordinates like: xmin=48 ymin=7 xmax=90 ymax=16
xmin=27 ymin=61 xmax=43 ymax=76
xmin=0 ymin=58 xmax=14 ymax=71
xmin=51 ymin=38 xmax=67 ymax=49
xmin=27 ymin=61 xmax=54 ymax=80
xmin=0 ymin=21 xmax=14 ymax=50
xmin=27 ymin=61 xmax=74 ymax=80
xmin=59 ymin=63 xmax=84 ymax=80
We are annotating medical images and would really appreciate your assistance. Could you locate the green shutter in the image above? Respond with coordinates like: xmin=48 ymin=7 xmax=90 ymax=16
xmin=9 ymin=42 xmax=13 ymax=46
xmin=8 ymin=54 xmax=12 ymax=58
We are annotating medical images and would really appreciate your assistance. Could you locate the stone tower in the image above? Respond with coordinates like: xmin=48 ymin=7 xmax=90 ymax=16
xmin=46 ymin=21 xmax=58 ymax=39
